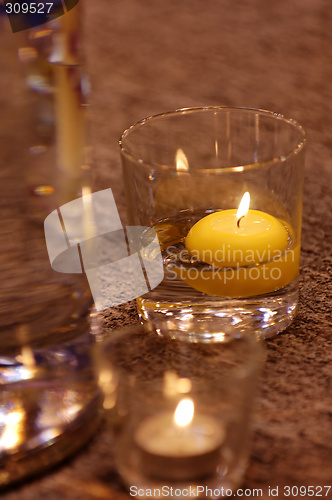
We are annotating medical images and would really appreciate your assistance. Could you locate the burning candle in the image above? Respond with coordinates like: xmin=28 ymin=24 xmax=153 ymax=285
xmin=186 ymin=192 xmax=288 ymax=267
xmin=181 ymin=193 xmax=299 ymax=297
xmin=134 ymin=398 xmax=225 ymax=481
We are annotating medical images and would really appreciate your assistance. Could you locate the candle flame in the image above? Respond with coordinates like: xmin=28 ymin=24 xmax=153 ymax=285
xmin=0 ymin=410 xmax=25 ymax=450
xmin=176 ymin=149 xmax=189 ymax=172
xmin=237 ymin=192 xmax=250 ymax=221
xmin=5 ymin=411 xmax=24 ymax=426
xmin=174 ymin=398 xmax=194 ymax=427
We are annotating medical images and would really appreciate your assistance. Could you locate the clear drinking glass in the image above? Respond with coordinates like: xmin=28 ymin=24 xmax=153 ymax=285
xmin=120 ymin=107 xmax=306 ymax=340
xmin=0 ymin=4 xmax=99 ymax=486
xmin=96 ymin=323 xmax=264 ymax=498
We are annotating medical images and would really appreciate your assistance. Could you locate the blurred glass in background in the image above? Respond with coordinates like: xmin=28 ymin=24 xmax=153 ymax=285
xmin=0 ymin=2 xmax=99 ymax=486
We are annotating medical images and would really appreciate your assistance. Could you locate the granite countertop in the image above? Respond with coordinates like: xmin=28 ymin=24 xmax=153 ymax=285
xmin=2 ymin=0 xmax=332 ymax=498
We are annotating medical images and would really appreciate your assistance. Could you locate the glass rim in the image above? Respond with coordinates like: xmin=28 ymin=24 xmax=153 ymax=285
xmin=119 ymin=106 xmax=306 ymax=173
xmin=95 ymin=322 xmax=266 ymax=379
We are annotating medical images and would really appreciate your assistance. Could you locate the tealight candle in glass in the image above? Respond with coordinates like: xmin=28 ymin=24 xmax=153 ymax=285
xmin=120 ymin=107 xmax=306 ymax=340
xmin=96 ymin=323 xmax=264 ymax=497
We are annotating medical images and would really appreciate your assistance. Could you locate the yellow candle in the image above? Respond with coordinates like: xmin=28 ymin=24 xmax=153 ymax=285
xmin=180 ymin=193 xmax=299 ymax=298
xmin=186 ymin=209 xmax=288 ymax=268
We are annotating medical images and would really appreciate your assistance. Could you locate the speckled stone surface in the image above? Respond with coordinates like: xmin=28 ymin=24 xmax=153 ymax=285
xmin=2 ymin=0 xmax=332 ymax=498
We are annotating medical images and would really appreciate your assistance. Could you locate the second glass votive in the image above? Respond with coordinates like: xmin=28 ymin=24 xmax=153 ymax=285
xmin=96 ymin=324 xmax=264 ymax=497
xmin=120 ymin=107 xmax=306 ymax=339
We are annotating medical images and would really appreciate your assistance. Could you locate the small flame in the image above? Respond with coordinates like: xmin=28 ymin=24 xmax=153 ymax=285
xmin=176 ymin=149 xmax=189 ymax=172
xmin=236 ymin=192 xmax=250 ymax=221
xmin=0 ymin=410 xmax=25 ymax=450
xmin=5 ymin=411 xmax=24 ymax=426
xmin=174 ymin=398 xmax=194 ymax=427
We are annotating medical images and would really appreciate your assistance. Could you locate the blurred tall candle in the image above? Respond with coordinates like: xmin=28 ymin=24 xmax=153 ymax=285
xmin=0 ymin=4 xmax=98 ymax=487
xmin=18 ymin=2 xmax=90 ymax=216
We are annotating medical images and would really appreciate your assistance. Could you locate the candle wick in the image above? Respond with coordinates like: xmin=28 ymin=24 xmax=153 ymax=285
xmin=237 ymin=215 xmax=244 ymax=228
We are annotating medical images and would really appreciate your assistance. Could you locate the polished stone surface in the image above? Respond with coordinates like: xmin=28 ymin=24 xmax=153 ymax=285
xmin=2 ymin=0 xmax=332 ymax=497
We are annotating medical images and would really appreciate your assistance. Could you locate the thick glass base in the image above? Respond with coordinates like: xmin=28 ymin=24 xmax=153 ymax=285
xmin=0 ymin=338 xmax=101 ymax=488
xmin=138 ymin=279 xmax=298 ymax=341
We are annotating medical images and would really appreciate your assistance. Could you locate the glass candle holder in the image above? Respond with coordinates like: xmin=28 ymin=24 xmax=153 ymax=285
xmin=96 ymin=323 xmax=264 ymax=498
xmin=0 ymin=4 xmax=99 ymax=486
xmin=120 ymin=107 xmax=306 ymax=340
